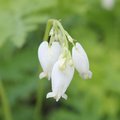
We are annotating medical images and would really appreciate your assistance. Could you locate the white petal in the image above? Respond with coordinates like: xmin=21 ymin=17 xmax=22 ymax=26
xmin=46 ymin=92 xmax=55 ymax=98
xmin=39 ymin=72 xmax=47 ymax=79
xmin=47 ymin=59 xmax=74 ymax=101
xmin=72 ymin=42 xmax=92 ymax=79
xmin=81 ymin=70 xmax=92 ymax=80
xmin=38 ymin=41 xmax=61 ymax=80
xmin=62 ymin=94 xmax=68 ymax=100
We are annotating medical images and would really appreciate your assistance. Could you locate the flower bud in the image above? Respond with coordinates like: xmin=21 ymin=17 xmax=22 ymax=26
xmin=38 ymin=41 xmax=61 ymax=80
xmin=72 ymin=42 xmax=92 ymax=79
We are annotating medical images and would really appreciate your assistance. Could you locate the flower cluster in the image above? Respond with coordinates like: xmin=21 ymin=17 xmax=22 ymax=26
xmin=38 ymin=19 xmax=92 ymax=101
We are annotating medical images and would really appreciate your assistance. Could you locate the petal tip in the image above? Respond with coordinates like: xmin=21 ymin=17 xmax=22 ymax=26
xmin=62 ymin=94 xmax=68 ymax=100
xmin=81 ymin=70 xmax=92 ymax=80
xmin=39 ymin=72 xmax=47 ymax=79
xmin=46 ymin=92 xmax=55 ymax=99
xmin=88 ymin=70 xmax=92 ymax=79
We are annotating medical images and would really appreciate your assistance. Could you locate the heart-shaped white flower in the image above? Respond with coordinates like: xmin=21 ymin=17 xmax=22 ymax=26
xmin=72 ymin=42 xmax=92 ymax=79
xmin=38 ymin=41 xmax=61 ymax=80
xmin=46 ymin=58 xmax=74 ymax=101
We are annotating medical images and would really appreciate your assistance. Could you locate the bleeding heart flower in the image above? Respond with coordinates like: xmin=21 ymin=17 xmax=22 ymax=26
xmin=38 ymin=41 xmax=61 ymax=80
xmin=46 ymin=58 xmax=74 ymax=101
xmin=38 ymin=19 xmax=93 ymax=102
xmin=72 ymin=42 xmax=92 ymax=79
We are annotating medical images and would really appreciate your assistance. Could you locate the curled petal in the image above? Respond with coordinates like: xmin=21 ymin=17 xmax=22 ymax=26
xmin=39 ymin=72 xmax=47 ymax=79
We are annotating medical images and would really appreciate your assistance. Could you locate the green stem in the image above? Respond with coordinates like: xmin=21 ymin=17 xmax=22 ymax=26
xmin=0 ymin=80 xmax=12 ymax=120
xmin=43 ymin=19 xmax=54 ymax=41
xmin=34 ymin=81 xmax=41 ymax=120
xmin=64 ymin=30 xmax=75 ymax=46
xmin=34 ymin=78 xmax=46 ymax=120
xmin=56 ymin=20 xmax=68 ymax=48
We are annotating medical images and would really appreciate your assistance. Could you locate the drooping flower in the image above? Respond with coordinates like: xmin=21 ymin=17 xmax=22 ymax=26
xmin=101 ymin=0 xmax=115 ymax=10
xmin=38 ymin=41 xmax=61 ymax=80
xmin=46 ymin=58 xmax=74 ymax=101
xmin=72 ymin=42 xmax=92 ymax=79
xmin=38 ymin=19 xmax=93 ymax=101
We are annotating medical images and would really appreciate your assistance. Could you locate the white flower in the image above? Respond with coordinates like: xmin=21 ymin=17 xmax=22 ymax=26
xmin=38 ymin=41 xmax=61 ymax=80
xmin=72 ymin=42 xmax=92 ymax=79
xmin=101 ymin=0 xmax=115 ymax=10
xmin=46 ymin=58 xmax=74 ymax=101
xmin=38 ymin=19 xmax=93 ymax=102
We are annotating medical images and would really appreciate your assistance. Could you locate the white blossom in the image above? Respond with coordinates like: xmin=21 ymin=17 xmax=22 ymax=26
xmin=38 ymin=19 xmax=93 ymax=101
xmin=38 ymin=41 xmax=61 ymax=80
xmin=72 ymin=42 xmax=92 ymax=79
xmin=46 ymin=58 xmax=74 ymax=101
xmin=101 ymin=0 xmax=115 ymax=10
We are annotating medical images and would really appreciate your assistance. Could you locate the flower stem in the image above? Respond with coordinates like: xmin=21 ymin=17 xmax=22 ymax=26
xmin=0 ymin=80 xmax=12 ymax=120
xmin=34 ymin=79 xmax=46 ymax=120
xmin=56 ymin=20 xmax=69 ymax=48
xmin=43 ymin=19 xmax=54 ymax=41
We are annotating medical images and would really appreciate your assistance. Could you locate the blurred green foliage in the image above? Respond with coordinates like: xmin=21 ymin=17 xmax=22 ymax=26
xmin=0 ymin=0 xmax=120 ymax=120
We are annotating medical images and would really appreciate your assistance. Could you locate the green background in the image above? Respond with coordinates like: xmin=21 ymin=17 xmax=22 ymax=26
xmin=0 ymin=0 xmax=120 ymax=120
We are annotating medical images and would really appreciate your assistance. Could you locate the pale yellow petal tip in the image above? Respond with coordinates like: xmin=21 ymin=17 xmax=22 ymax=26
xmin=46 ymin=92 xmax=55 ymax=99
xmin=55 ymin=94 xmax=68 ymax=101
xmin=62 ymin=94 xmax=68 ymax=100
xmin=39 ymin=72 xmax=47 ymax=79
xmin=46 ymin=92 xmax=60 ymax=102
xmin=56 ymin=98 xmax=59 ymax=102
xmin=46 ymin=92 xmax=68 ymax=102
xmin=81 ymin=70 xmax=92 ymax=80
xmin=88 ymin=70 xmax=92 ymax=79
